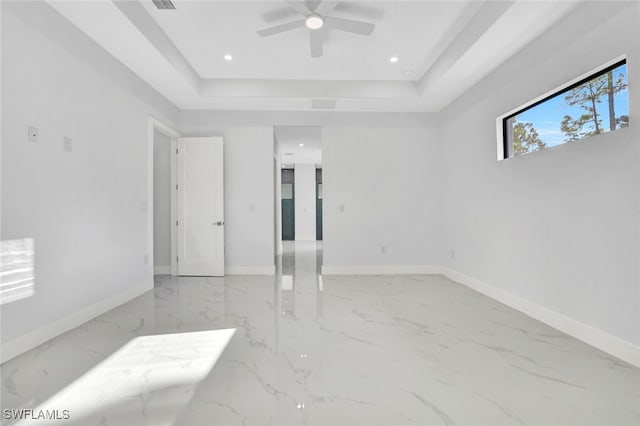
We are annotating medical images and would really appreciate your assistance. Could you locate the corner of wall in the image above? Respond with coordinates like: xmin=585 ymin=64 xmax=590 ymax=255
xmin=1 ymin=282 xmax=151 ymax=364
xmin=439 ymin=267 xmax=640 ymax=368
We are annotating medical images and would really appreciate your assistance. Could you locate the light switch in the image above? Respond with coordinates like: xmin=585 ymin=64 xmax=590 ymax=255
xmin=339 ymin=204 xmax=345 ymax=213
xmin=63 ymin=137 xmax=72 ymax=152
xmin=28 ymin=126 xmax=39 ymax=143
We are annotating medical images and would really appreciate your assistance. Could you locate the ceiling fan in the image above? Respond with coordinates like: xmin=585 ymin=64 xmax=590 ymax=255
xmin=257 ymin=0 xmax=375 ymax=58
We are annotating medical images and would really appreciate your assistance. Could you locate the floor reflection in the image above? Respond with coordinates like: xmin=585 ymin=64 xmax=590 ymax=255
xmin=1 ymin=241 xmax=639 ymax=426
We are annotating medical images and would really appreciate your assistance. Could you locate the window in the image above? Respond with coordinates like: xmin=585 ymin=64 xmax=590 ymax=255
xmin=0 ymin=239 xmax=35 ymax=304
xmin=501 ymin=59 xmax=628 ymax=159
xmin=282 ymin=183 xmax=293 ymax=200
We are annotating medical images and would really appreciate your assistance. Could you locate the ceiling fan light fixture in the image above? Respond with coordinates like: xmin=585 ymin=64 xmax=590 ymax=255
xmin=257 ymin=0 xmax=376 ymax=58
xmin=305 ymin=14 xmax=324 ymax=30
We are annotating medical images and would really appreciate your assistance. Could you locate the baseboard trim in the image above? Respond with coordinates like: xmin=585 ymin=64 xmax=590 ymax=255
xmin=4 ymin=265 xmax=637 ymax=368
xmin=440 ymin=267 xmax=640 ymax=368
xmin=322 ymin=263 xmax=639 ymax=367
xmin=154 ymin=265 xmax=171 ymax=275
xmin=321 ymin=265 xmax=441 ymax=275
xmin=1 ymin=281 xmax=152 ymax=364
xmin=225 ymin=266 xmax=276 ymax=275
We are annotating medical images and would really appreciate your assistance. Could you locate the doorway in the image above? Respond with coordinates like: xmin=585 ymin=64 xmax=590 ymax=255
xmin=152 ymin=129 xmax=172 ymax=275
xmin=147 ymin=117 xmax=180 ymax=284
xmin=281 ymin=168 xmax=295 ymax=240
xmin=273 ymin=126 xmax=323 ymax=260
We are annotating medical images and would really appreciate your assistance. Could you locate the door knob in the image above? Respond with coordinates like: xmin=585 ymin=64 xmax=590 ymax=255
xmin=212 ymin=221 xmax=224 ymax=226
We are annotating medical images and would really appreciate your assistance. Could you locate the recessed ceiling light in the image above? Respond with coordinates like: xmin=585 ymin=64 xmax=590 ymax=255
xmin=305 ymin=14 xmax=324 ymax=30
xmin=390 ymin=56 xmax=399 ymax=63
xmin=299 ymin=143 xmax=304 ymax=147
xmin=224 ymin=54 xmax=233 ymax=61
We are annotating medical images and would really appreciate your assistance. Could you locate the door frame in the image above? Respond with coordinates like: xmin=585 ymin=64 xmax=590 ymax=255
xmin=316 ymin=167 xmax=323 ymax=241
xmin=273 ymin=154 xmax=282 ymax=256
xmin=147 ymin=116 xmax=180 ymax=286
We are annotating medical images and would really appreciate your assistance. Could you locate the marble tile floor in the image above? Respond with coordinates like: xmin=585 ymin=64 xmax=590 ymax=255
xmin=1 ymin=241 xmax=639 ymax=425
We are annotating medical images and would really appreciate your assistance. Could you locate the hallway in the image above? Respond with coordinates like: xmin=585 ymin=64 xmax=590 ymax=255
xmin=1 ymin=242 xmax=638 ymax=425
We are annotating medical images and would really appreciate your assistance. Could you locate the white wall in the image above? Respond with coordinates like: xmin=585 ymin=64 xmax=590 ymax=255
xmin=153 ymin=129 xmax=171 ymax=272
xmin=179 ymin=113 xmax=275 ymax=274
xmin=0 ymin=2 xmax=179 ymax=358
xmin=439 ymin=1 xmax=639 ymax=348
xmin=180 ymin=112 xmax=436 ymax=271
xmin=322 ymin=126 xmax=442 ymax=273
xmin=294 ymin=163 xmax=316 ymax=241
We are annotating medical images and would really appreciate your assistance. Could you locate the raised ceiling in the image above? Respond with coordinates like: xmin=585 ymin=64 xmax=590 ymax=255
xmin=47 ymin=0 xmax=581 ymax=112
xmin=140 ymin=1 xmax=470 ymax=81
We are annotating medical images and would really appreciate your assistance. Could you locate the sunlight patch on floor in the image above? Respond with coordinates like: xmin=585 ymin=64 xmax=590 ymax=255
xmin=15 ymin=329 xmax=235 ymax=425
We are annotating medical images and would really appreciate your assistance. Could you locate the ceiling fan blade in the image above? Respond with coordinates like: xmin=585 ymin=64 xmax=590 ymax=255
xmin=310 ymin=30 xmax=323 ymax=57
xmin=314 ymin=0 xmax=339 ymax=16
xmin=324 ymin=16 xmax=375 ymax=36
xmin=333 ymin=2 xmax=385 ymax=19
xmin=261 ymin=7 xmax=299 ymax=23
xmin=305 ymin=0 xmax=322 ymax=12
xmin=257 ymin=19 xmax=305 ymax=37
xmin=287 ymin=1 xmax=311 ymax=15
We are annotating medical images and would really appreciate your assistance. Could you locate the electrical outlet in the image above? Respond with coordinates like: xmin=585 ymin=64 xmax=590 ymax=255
xmin=381 ymin=245 xmax=387 ymax=254
xmin=450 ymin=249 xmax=456 ymax=260
xmin=28 ymin=126 xmax=39 ymax=143
xmin=63 ymin=137 xmax=72 ymax=152
xmin=250 ymin=203 xmax=255 ymax=212
xmin=339 ymin=204 xmax=345 ymax=213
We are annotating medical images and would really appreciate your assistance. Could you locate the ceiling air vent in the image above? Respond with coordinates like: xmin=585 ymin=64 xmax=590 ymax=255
xmin=312 ymin=99 xmax=337 ymax=110
xmin=152 ymin=0 xmax=176 ymax=10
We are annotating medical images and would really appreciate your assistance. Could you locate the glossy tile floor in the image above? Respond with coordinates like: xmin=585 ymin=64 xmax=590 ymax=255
xmin=1 ymin=241 xmax=639 ymax=425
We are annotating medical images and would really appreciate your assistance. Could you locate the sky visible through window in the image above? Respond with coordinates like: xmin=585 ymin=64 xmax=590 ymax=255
xmin=508 ymin=63 xmax=628 ymax=155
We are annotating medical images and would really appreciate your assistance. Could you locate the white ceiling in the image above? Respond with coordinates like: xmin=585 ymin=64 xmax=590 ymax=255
xmin=275 ymin=126 xmax=322 ymax=165
xmin=47 ymin=0 xmax=581 ymax=112
xmin=140 ymin=1 xmax=470 ymax=81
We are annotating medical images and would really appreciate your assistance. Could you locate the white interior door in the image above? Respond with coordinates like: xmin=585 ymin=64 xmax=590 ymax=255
xmin=177 ymin=137 xmax=224 ymax=276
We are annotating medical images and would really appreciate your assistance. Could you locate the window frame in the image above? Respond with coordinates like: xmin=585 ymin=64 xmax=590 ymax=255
xmin=498 ymin=56 xmax=628 ymax=160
